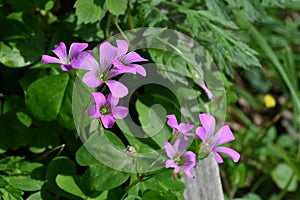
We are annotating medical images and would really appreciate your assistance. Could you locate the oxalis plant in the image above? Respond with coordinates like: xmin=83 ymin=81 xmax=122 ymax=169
xmin=3 ymin=0 xmax=297 ymax=200
xmin=40 ymin=28 xmax=240 ymax=199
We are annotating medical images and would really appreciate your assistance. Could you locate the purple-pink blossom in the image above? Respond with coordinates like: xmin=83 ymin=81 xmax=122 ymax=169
xmin=164 ymin=139 xmax=196 ymax=179
xmin=167 ymin=114 xmax=194 ymax=140
xmin=197 ymin=81 xmax=213 ymax=99
xmin=112 ymin=40 xmax=148 ymax=77
xmin=72 ymin=42 xmax=128 ymax=98
xmin=196 ymin=114 xmax=240 ymax=163
xmin=42 ymin=42 xmax=89 ymax=71
xmin=87 ymin=92 xmax=128 ymax=128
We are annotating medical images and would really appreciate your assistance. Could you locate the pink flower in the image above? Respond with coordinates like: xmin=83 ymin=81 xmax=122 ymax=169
xmin=164 ymin=139 xmax=196 ymax=179
xmin=167 ymin=114 xmax=194 ymax=140
xmin=42 ymin=42 xmax=89 ymax=71
xmin=112 ymin=40 xmax=148 ymax=77
xmin=72 ymin=42 xmax=128 ymax=98
xmin=196 ymin=114 xmax=240 ymax=163
xmin=87 ymin=92 xmax=128 ymax=128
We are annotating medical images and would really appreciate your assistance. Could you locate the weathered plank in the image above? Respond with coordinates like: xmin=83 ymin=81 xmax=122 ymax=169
xmin=183 ymin=154 xmax=224 ymax=200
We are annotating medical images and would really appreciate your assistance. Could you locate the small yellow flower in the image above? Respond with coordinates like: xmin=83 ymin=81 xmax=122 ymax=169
xmin=263 ymin=94 xmax=276 ymax=108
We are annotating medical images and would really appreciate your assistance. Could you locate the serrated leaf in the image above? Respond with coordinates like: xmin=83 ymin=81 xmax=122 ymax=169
xmin=75 ymin=0 xmax=106 ymax=24
xmin=5 ymin=176 xmax=43 ymax=191
xmin=106 ymin=0 xmax=127 ymax=15
xmin=26 ymin=73 xmax=69 ymax=121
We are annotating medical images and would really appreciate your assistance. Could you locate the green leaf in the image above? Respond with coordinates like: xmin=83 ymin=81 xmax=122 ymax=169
xmin=106 ymin=0 xmax=127 ymax=15
xmin=230 ymin=163 xmax=247 ymax=188
xmin=16 ymin=111 xmax=32 ymax=127
xmin=26 ymin=73 xmax=69 ymax=121
xmin=0 ymin=186 xmax=23 ymax=200
xmin=76 ymin=130 xmax=125 ymax=166
xmin=26 ymin=192 xmax=42 ymax=200
xmin=45 ymin=157 xmax=78 ymax=199
xmin=271 ymin=163 xmax=297 ymax=192
xmin=5 ymin=176 xmax=43 ymax=191
xmin=136 ymin=100 xmax=170 ymax=148
xmin=226 ymin=90 xmax=238 ymax=106
xmin=58 ymin=76 xmax=75 ymax=130
xmin=0 ymin=42 xmax=30 ymax=67
xmin=83 ymin=164 xmax=130 ymax=191
xmin=75 ymin=0 xmax=106 ymax=24
xmin=272 ymin=145 xmax=300 ymax=180
xmin=56 ymin=175 xmax=86 ymax=199
xmin=142 ymin=190 xmax=177 ymax=200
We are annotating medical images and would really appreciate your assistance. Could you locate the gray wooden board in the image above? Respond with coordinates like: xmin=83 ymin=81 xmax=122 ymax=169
xmin=183 ymin=154 xmax=224 ymax=200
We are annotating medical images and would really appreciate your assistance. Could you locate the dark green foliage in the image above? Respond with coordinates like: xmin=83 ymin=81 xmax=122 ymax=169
xmin=0 ymin=0 xmax=299 ymax=199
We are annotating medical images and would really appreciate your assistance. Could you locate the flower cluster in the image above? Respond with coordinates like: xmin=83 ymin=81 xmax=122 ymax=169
xmin=42 ymin=40 xmax=240 ymax=180
xmin=164 ymin=114 xmax=240 ymax=179
xmin=42 ymin=40 xmax=147 ymax=128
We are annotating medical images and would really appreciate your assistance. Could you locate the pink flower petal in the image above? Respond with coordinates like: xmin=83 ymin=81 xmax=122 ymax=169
xmin=60 ymin=64 xmax=73 ymax=71
xmin=174 ymin=139 xmax=188 ymax=155
xmin=198 ymin=81 xmax=213 ymax=99
xmin=82 ymin=71 xmax=102 ymax=88
xmin=213 ymin=151 xmax=224 ymax=163
xmin=100 ymin=115 xmax=115 ymax=128
xmin=99 ymin=42 xmax=117 ymax=70
xmin=124 ymin=52 xmax=148 ymax=63
xmin=178 ymin=123 xmax=194 ymax=133
xmin=91 ymin=92 xmax=106 ymax=106
xmin=71 ymin=52 xmax=99 ymax=70
xmin=215 ymin=125 xmax=235 ymax=146
xmin=165 ymin=160 xmax=180 ymax=173
xmin=130 ymin=64 xmax=147 ymax=77
xmin=105 ymin=80 xmax=128 ymax=98
xmin=52 ymin=42 xmax=67 ymax=63
xmin=107 ymin=93 xmax=119 ymax=107
xmin=199 ymin=114 xmax=216 ymax=138
xmin=112 ymin=106 xmax=128 ymax=119
xmin=69 ymin=42 xmax=88 ymax=59
xmin=167 ymin=114 xmax=178 ymax=129
xmin=116 ymin=40 xmax=129 ymax=56
xmin=112 ymin=59 xmax=133 ymax=73
xmin=41 ymin=55 xmax=61 ymax=64
xmin=87 ymin=105 xmax=100 ymax=118
xmin=215 ymin=147 xmax=240 ymax=163
xmin=183 ymin=168 xmax=195 ymax=179
xmin=164 ymin=141 xmax=175 ymax=158
xmin=182 ymin=152 xmax=196 ymax=179
xmin=195 ymin=126 xmax=207 ymax=141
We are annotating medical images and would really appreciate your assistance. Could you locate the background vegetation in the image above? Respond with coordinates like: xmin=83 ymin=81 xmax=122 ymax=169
xmin=0 ymin=0 xmax=300 ymax=199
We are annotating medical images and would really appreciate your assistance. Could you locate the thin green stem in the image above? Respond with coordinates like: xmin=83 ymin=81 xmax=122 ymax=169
xmin=114 ymin=16 xmax=130 ymax=42
xmin=105 ymin=13 xmax=111 ymax=38
xmin=127 ymin=1 xmax=134 ymax=29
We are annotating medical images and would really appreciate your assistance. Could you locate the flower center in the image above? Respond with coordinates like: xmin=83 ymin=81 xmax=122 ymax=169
xmin=174 ymin=155 xmax=185 ymax=166
xmin=97 ymin=70 xmax=105 ymax=81
xmin=202 ymin=137 xmax=216 ymax=152
xmin=100 ymin=105 xmax=110 ymax=115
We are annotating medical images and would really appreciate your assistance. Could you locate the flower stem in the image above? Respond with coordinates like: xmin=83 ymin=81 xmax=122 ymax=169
xmin=114 ymin=16 xmax=130 ymax=43
xmin=105 ymin=13 xmax=111 ymax=38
